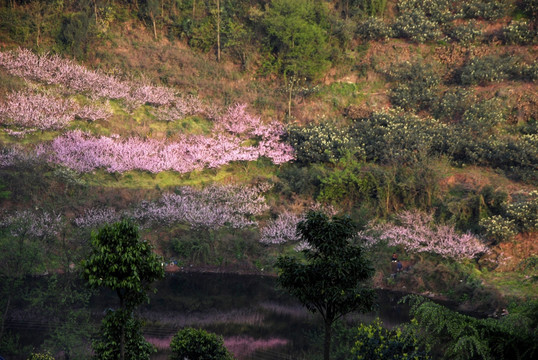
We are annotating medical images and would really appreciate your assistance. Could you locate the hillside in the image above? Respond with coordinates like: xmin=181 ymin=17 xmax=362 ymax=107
xmin=0 ymin=0 xmax=537 ymax=358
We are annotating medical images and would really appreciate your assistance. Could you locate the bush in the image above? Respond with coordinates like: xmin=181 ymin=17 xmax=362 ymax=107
xmin=461 ymin=97 xmax=506 ymax=134
xmin=479 ymin=215 xmax=517 ymax=243
xmin=170 ymin=328 xmax=233 ymax=360
xmin=460 ymin=55 xmax=523 ymax=85
xmin=317 ymin=154 xmax=375 ymax=206
xmin=433 ymin=88 xmax=474 ymax=122
xmin=397 ymin=0 xmax=455 ymax=23
xmin=58 ymin=11 xmax=93 ymax=58
xmin=388 ymin=61 xmax=441 ymax=111
xmin=462 ymin=0 xmax=509 ymax=20
xmin=351 ymin=318 xmax=431 ymax=360
xmin=448 ymin=20 xmax=483 ymax=44
xmin=286 ymin=122 xmax=359 ymax=164
xmin=356 ymin=17 xmax=394 ymax=41
xmin=27 ymin=353 xmax=55 ymax=360
xmin=393 ymin=10 xmax=442 ymax=42
xmin=519 ymin=0 xmax=538 ymax=17
xmin=503 ymin=20 xmax=536 ymax=45
xmin=277 ymin=163 xmax=323 ymax=196
xmin=351 ymin=110 xmax=447 ymax=165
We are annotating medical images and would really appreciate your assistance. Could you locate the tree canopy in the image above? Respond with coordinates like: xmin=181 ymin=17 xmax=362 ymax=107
xmin=263 ymin=0 xmax=330 ymax=81
xmin=82 ymin=219 xmax=164 ymax=360
xmin=276 ymin=210 xmax=375 ymax=360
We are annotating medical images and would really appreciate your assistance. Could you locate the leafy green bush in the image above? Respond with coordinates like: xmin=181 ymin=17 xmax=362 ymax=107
xmin=502 ymin=20 xmax=536 ymax=45
xmin=351 ymin=318 xmax=431 ymax=360
xmin=462 ymin=0 xmax=509 ymax=20
xmin=392 ymin=10 xmax=442 ymax=43
xmin=398 ymin=0 xmax=455 ymax=23
xmin=433 ymin=88 xmax=474 ymax=122
xmin=479 ymin=215 xmax=517 ymax=243
xmin=460 ymin=55 xmax=525 ymax=85
xmin=518 ymin=0 xmax=538 ymax=17
xmin=27 ymin=352 xmax=55 ymax=360
xmin=92 ymin=310 xmax=155 ymax=360
xmin=286 ymin=122 xmax=359 ymax=164
xmin=356 ymin=17 xmax=394 ymax=41
xmin=448 ymin=20 xmax=483 ymax=44
xmin=351 ymin=110 xmax=447 ymax=165
xmin=317 ymin=154 xmax=375 ymax=206
xmin=58 ymin=11 xmax=93 ymax=58
xmin=480 ymin=191 xmax=537 ymax=242
xmin=461 ymin=97 xmax=506 ymax=134
xmin=388 ymin=60 xmax=441 ymax=111
xmin=277 ymin=163 xmax=323 ymax=197
xmin=170 ymin=328 xmax=233 ymax=360
xmin=173 ymin=235 xmax=212 ymax=263
xmin=435 ymin=185 xmax=507 ymax=233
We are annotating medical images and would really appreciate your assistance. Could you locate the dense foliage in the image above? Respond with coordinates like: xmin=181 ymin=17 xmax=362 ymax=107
xmin=170 ymin=328 xmax=234 ymax=360
xmin=276 ymin=211 xmax=375 ymax=360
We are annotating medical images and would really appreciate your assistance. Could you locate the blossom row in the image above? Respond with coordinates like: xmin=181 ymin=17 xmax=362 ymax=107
xmin=0 ymin=91 xmax=111 ymax=130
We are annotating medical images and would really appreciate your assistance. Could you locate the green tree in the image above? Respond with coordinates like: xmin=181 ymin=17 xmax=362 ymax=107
xmin=82 ymin=219 xmax=164 ymax=360
xmin=275 ymin=211 xmax=375 ymax=360
xmin=170 ymin=327 xmax=234 ymax=360
xmin=263 ymin=0 xmax=330 ymax=115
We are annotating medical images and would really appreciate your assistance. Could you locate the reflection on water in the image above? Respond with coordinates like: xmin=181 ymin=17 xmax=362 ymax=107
xmin=136 ymin=273 xmax=412 ymax=359
xmin=5 ymin=272 xmax=414 ymax=360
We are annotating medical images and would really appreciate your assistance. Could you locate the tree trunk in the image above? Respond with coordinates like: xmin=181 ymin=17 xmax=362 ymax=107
xmin=192 ymin=0 xmax=196 ymax=18
xmin=324 ymin=319 xmax=332 ymax=360
xmin=288 ymin=80 xmax=293 ymax=118
xmin=216 ymin=0 xmax=221 ymax=62
xmin=118 ymin=291 xmax=125 ymax=360
xmin=151 ymin=14 xmax=157 ymax=40
xmin=0 ymin=294 xmax=11 ymax=343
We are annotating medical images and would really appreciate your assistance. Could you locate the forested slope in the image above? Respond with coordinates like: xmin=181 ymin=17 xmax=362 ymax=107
xmin=0 ymin=0 xmax=536 ymax=338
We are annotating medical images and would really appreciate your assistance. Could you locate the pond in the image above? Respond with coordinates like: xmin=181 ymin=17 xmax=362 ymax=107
xmin=6 ymin=272 xmax=427 ymax=360
xmin=136 ymin=272 xmax=412 ymax=359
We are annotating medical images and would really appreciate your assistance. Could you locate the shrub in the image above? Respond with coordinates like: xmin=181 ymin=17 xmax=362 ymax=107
xmin=462 ymin=0 xmax=509 ymax=20
xmin=460 ymin=55 xmax=523 ymax=85
xmin=448 ymin=20 xmax=483 ymax=44
xmin=317 ymin=154 xmax=375 ymax=206
xmin=351 ymin=318 xmax=431 ymax=360
xmin=392 ymin=10 xmax=442 ymax=43
xmin=461 ymin=97 xmax=506 ymax=134
xmin=356 ymin=17 xmax=394 ymax=41
xmin=170 ymin=328 xmax=233 ymax=360
xmin=397 ymin=0 xmax=455 ymax=23
xmin=502 ymin=20 xmax=536 ymax=45
xmin=277 ymin=163 xmax=323 ymax=196
xmin=388 ymin=60 xmax=441 ymax=111
xmin=351 ymin=110 xmax=447 ymax=165
xmin=479 ymin=215 xmax=517 ymax=243
xmin=433 ymin=88 xmax=474 ymax=122
xmin=286 ymin=122 xmax=358 ymax=164
xmin=27 ymin=352 xmax=55 ymax=360
xmin=480 ymin=191 xmax=538 ymax=242
xmin=519 ymin=0 xmax=538 ymax=17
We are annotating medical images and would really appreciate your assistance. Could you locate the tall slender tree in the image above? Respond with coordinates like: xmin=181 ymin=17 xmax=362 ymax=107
xmin=82 ymin=219 xmax=164 ymax=360
xmin=276 ymin=211 xmax=375 ymax=360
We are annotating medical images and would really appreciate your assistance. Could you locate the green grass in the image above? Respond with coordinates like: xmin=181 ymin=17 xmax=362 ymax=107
xmin=82 ymin=160 xmax=278 ymax=189
xmin=481 ymin=271 xmax=538 ymax=300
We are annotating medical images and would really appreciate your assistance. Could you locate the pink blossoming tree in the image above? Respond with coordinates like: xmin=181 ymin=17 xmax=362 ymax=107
xmin=359 ymin=211 xmax=488 ymax=260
